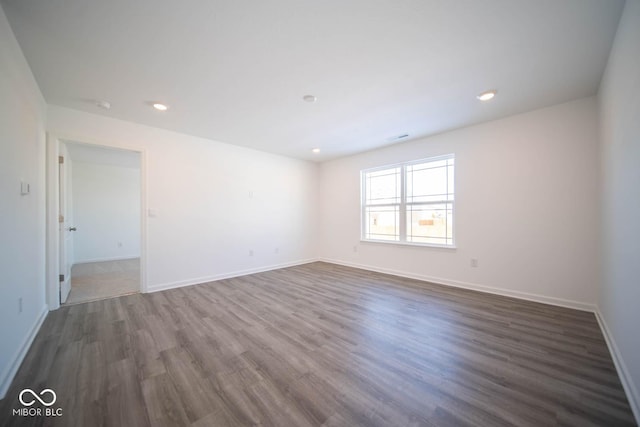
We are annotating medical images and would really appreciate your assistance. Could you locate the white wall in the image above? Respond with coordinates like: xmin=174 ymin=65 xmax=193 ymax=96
xmin=598 ymin=0 xmax=640 ymax=418
xmin=319 ymin=97 xmax=600 ymax=309
xmin=72 ymin=161 xmax=141 ymax=263
xmin=47 ymin=105 xmax=319 ymax=292
xmin=0 ymin=6 xmax=48 ymax=398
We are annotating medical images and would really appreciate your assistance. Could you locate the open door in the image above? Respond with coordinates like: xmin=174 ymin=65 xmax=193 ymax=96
xmin=58 ymin=152 xmax=73 ymax=303
xmin=47 ymin=136 xmax=146 ymax=309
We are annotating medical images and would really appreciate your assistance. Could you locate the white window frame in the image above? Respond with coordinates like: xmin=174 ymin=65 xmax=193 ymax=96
xmin=360 ymin=154 xmax=455 ymax=248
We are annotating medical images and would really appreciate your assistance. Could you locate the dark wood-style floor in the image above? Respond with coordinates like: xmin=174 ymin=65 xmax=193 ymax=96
xmin=1 ymin=262 xmax=635 ymax=426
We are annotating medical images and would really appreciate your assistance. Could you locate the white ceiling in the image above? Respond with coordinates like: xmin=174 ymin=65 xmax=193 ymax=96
xmin=2 ymin=0 xmax=625 ymax=162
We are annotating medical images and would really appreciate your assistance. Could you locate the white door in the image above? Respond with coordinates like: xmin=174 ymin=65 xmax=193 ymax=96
xmin=59 ymin=154 xmax=72 ymax=303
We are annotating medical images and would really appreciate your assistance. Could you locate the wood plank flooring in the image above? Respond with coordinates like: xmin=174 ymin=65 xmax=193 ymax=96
xmin=1 ymin=262 xmax=635 ymax=426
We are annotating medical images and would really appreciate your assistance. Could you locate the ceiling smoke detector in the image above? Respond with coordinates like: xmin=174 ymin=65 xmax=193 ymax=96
xmin=387 ymin=134 xmax=410 ymax=142
xmin=95 ymin=100 xmax=111 ymax=110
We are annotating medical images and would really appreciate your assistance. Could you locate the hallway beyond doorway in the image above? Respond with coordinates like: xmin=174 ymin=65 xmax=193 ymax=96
xmin=65 ymin=258 xmax=140 ymax=305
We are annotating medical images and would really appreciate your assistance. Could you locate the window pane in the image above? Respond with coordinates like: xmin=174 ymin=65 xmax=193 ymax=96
xmin=447 ymin=158 xmax=455 ymax=201
xmin=406 ymin=203 xmax=453 ymax=245
xmin=406 ymin=160 xmax=454 ymax=203
xmin=365 ymin=206 xmax=399 ymax=241
xmin=365 ymin=167 xmax=400 ymax=205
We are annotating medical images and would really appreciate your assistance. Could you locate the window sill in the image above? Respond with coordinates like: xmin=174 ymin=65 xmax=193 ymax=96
xmin=360 ymin=239 xmax=457 ymax=250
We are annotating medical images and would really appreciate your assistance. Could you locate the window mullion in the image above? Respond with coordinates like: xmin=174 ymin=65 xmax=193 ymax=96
xmin=399 ymin=165 xmax=407 ymax=242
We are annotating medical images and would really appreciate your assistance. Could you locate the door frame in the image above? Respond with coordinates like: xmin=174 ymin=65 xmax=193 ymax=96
xmin=58 ymin=143 xmax=72 ymax=303
xmin=45 ymin=133 xmax=148 ymax=310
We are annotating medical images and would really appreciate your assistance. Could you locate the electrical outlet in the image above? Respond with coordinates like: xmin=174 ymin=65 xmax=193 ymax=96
xmin=353 ymin=245 xmax=358 ymax=253
xmin=117 ymin=242 xmax=123 ymax=248
xmin=274 ymin=247 xmax=279 ymax=254
xmin=18 ymin=297 xmax=23 ymax=313
xmin=249 ymin=249 xmax=254 ymax=256
xmin=471 ymin=258 xmax=478 ymax=268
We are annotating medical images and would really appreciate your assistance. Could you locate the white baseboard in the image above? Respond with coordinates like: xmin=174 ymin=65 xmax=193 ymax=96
xmin=147 ymin=258 xmax=318 ymax=293
xmin=319 ymin=258 xmax=596 ymax=312
xmin=0 ymin=304 xmax=48 ymax=400
xmin=594 ymin=309 xmax=640 ymax=424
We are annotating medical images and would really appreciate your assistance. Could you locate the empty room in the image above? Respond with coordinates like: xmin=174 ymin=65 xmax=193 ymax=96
xmin=0 ymin=0 xmax=638 ymax=426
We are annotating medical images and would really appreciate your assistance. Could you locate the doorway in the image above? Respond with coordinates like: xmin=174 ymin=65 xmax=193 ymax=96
xmin=60 ymin=141 xmax=142 ymax=305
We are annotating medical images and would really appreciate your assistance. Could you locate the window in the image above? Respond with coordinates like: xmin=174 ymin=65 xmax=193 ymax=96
xmin=361 ymin=154 xmax=454 ymax=247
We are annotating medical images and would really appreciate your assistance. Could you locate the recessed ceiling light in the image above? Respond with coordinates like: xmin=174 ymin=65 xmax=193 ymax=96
xmin=152 ymin=103 xmax=169 ymax=111
xmin=303 ymin=95 xmax=317 ymax=103
xmin=476 ymin=90 xmax=497 ymax=101
xmin=95 ymin=100 xmax=111 ymax=110
xmin=312 ymin=148 xmax=320 ymax=153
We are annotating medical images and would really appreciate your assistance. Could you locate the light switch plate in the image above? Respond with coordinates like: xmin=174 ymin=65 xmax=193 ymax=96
xmin=20 ymin=181 xmax=30 ymax=195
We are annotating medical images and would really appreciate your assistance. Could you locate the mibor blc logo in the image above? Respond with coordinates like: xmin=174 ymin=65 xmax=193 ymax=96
xmin=13 ymin=388 xmax=63 ymax=417
xmin=19 ymin=389 xmax=56 ymax=406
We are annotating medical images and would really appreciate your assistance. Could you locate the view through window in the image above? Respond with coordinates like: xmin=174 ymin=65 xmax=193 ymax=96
xmin=361 ymin=155 xmax=454 ymax=246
